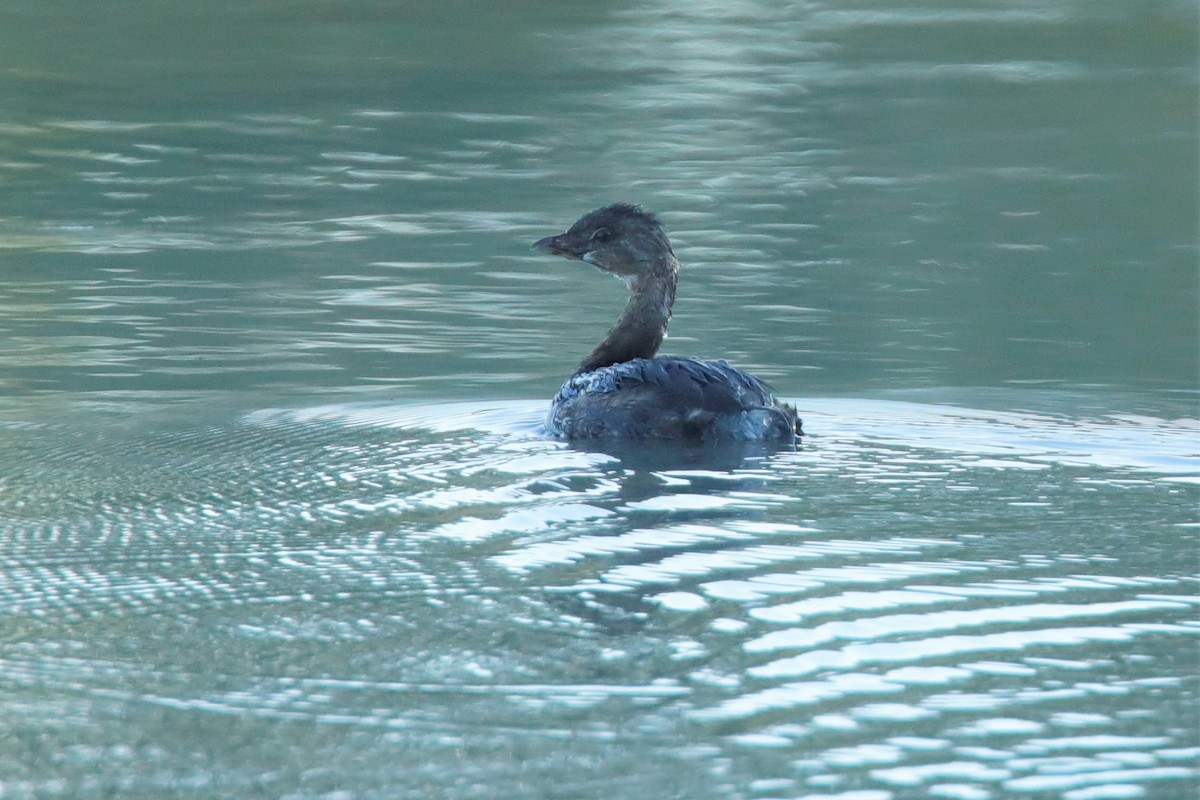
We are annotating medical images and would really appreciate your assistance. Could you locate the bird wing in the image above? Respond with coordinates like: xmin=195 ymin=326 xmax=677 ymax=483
xmin=570 ymin=357 xmax=778 ymax=413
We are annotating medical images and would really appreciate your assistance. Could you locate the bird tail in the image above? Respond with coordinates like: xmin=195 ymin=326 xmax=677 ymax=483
xmin=748 ymin=405 xmax=800 ymax=444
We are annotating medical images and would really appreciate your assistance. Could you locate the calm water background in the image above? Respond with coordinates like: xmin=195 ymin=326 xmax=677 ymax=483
xmin=1 ymin=1 xmax=1197 ymax=798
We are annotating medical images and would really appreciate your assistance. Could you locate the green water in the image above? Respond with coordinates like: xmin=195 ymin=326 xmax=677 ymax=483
xmin=1 ymin=2 xmax=1197 ymax=798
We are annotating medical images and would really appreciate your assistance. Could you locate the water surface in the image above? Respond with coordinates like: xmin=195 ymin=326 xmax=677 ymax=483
xmin=1 ymin=1 xmax=1197 ymax=798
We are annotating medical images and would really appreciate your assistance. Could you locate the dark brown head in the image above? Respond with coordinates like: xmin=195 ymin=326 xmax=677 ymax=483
xmin=532 ymin=204 xmax=675 ymax=283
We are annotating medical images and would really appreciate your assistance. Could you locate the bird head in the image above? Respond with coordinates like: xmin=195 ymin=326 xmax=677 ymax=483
xmin=533 ymin=203 xmax=675 ymax=284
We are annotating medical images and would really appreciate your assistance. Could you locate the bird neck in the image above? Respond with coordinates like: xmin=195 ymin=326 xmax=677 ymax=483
xmin=576 ymin=256 xmax=679 ymax=375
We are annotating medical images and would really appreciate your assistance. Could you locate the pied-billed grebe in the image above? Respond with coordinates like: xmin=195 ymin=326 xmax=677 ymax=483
xmin=533 ymin=203 xmax=802 ymax=442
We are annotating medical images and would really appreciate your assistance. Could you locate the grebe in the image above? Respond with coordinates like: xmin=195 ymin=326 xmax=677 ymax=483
xmin=533 ymin=203 xmax=802 ymax=442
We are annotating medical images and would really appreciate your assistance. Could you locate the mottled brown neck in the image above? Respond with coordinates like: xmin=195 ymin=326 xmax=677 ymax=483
xmin=576 ymin=257 xmax=678 ymax=375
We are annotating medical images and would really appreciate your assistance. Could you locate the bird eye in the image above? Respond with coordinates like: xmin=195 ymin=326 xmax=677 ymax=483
xmin=590 ymin=227 xmax=612 ymax=243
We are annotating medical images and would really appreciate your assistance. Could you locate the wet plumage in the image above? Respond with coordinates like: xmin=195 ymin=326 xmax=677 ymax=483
xmin=533 ymin=204 xmax=802 ymax=442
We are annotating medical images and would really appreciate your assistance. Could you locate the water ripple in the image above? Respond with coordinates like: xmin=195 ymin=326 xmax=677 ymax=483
xmin=0 ymin=395 xmax=1195 ymax=798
